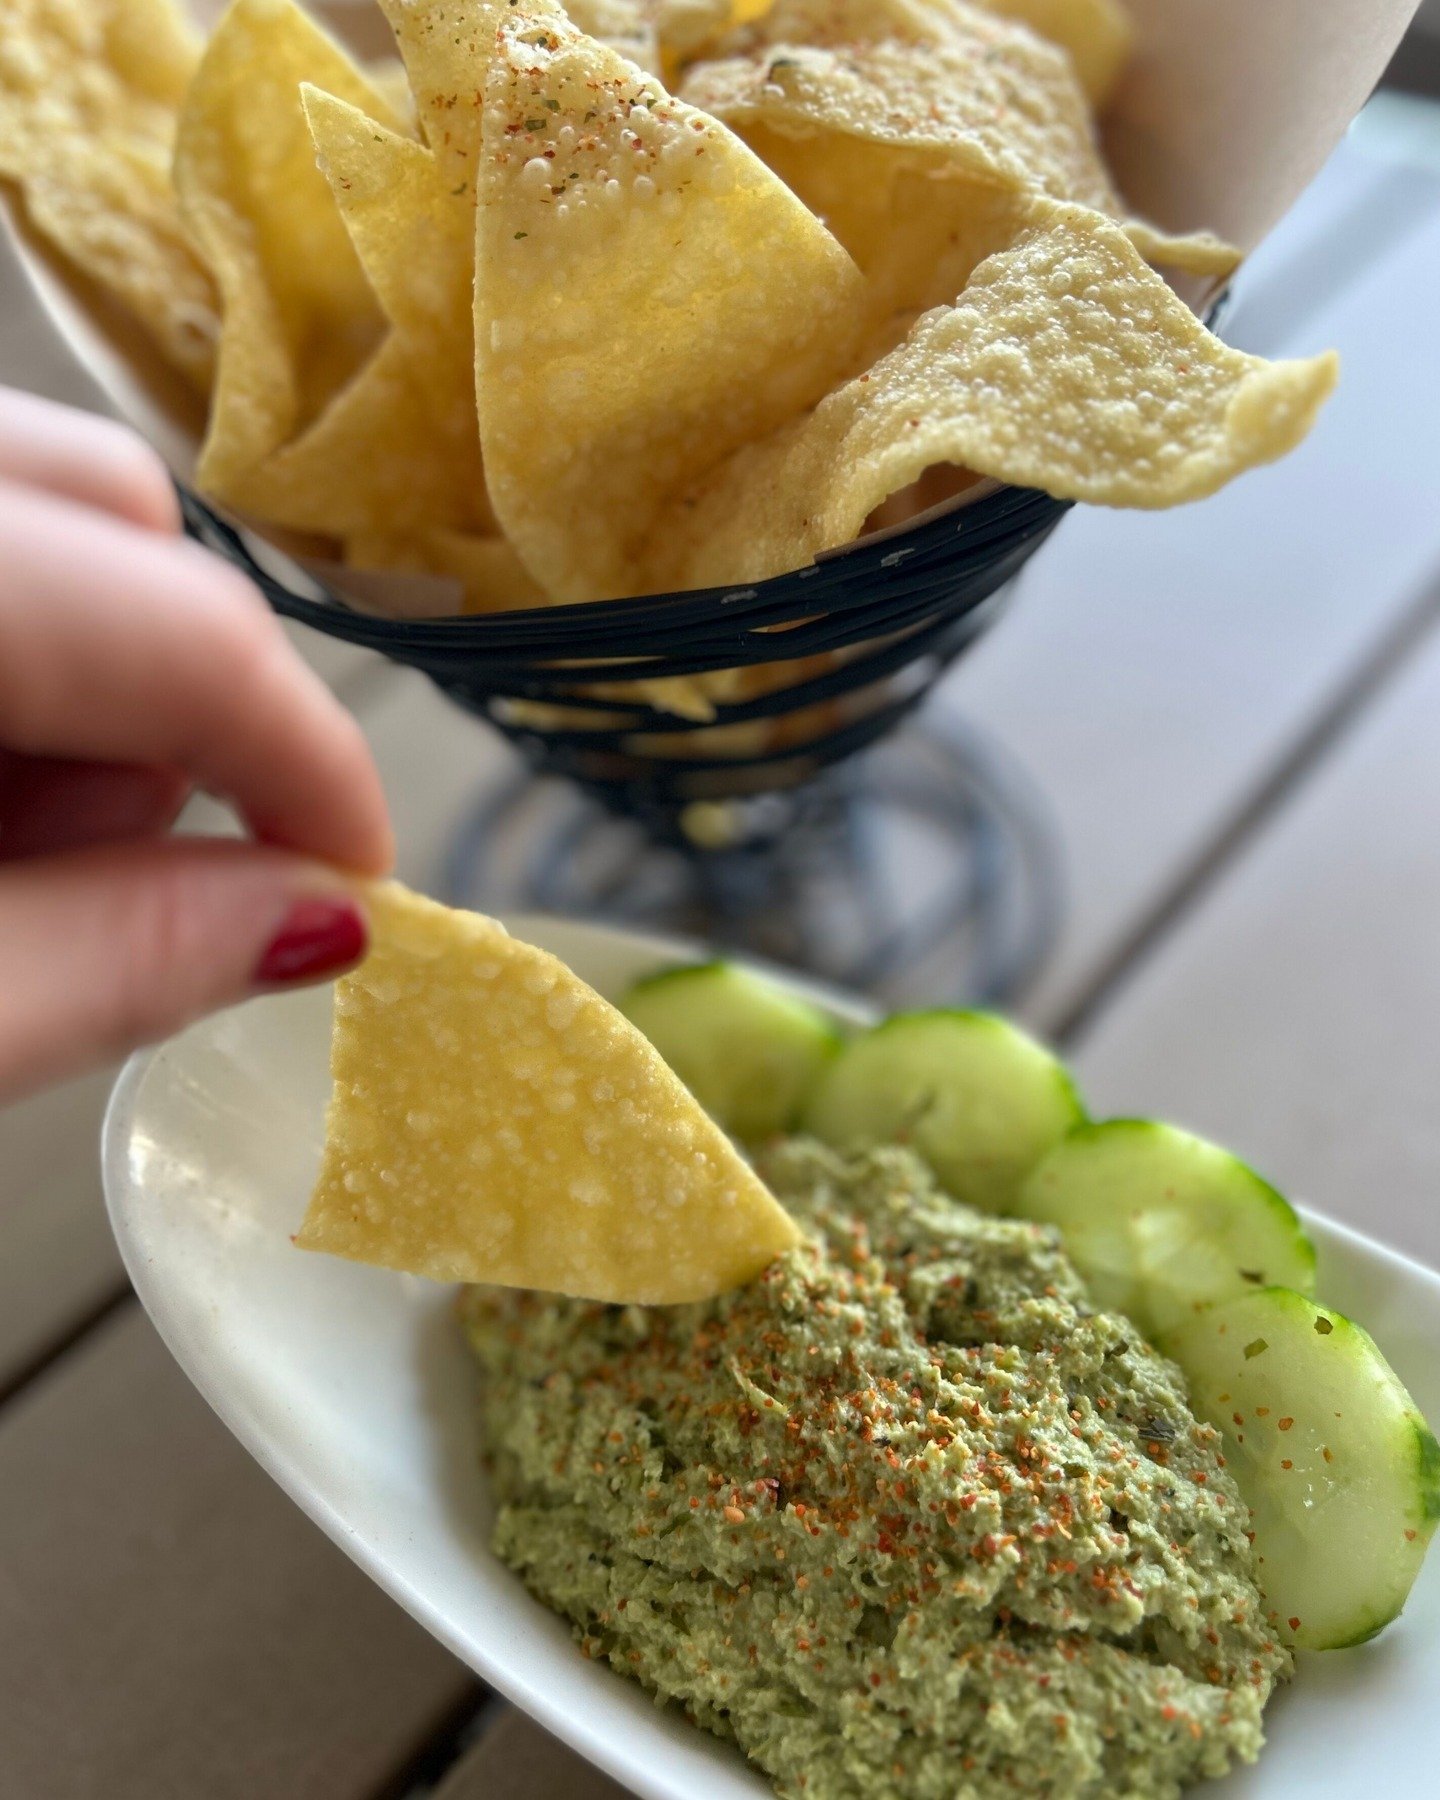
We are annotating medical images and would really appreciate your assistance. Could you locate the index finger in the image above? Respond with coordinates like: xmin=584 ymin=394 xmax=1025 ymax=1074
xmin=0 ymin=480 xmax=394 ymax=875
xmin=0 ymin=388 xmax=182 ymax=534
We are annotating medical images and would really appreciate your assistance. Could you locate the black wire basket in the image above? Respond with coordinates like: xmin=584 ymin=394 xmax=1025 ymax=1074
xmin=179 ymin=478 xmax=1071 ymax=839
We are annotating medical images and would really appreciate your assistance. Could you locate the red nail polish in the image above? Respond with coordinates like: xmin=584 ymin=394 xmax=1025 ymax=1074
xmin=254 ymin=896 xmax=367 ymax=987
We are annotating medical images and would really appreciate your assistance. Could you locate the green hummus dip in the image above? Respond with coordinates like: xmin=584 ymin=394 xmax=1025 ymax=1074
xmin=463 ymin=1141 xmax=1289 ymax=1798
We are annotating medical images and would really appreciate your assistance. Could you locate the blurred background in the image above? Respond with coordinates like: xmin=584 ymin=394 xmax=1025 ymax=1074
xmin=3 ymin=9 xmax=1440 ymax=1799
xmin=1394 ymin=0 xmax=1440 ymax=88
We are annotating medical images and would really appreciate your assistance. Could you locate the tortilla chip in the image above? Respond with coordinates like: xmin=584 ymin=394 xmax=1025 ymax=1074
xmin=683 ymin=17 xmax=1109 ymax=339
xmin=221 ymin=334 xmax=478 ymax=537
xmin=567 ymin=0 xmax=664 ymax=73
xmin=1125 ymin=221 xmax=1242 ymax=281
xmin=299 ymin=882 xmax=801 ymax=1303
xmin=655 ymin=0 xmax=776 ymax=66
xmin=175 ymin=0 xmax=402 ymax=501
xmin=684 ymin=34 xmax=1118 ymax=210
xmin=299 ymin=90 xmax=468 ymax=406
xmin=346 ymin=526 xmax=547 ymax=611
xmin=646 ymin=200 xmax=1337 ymax=590
xmin=300 ymin=85 xmax=493 ymax=531
xmin=765 ymin=133 xmax=1029 ymax=359
xmin=376 ymin=0 xmax=495 ymax=194
xmin=95 ymin=0 xmax=200 ymax=99
xmin=969 ymin=0 xmax=1133 ymax=108
xmin=634 ymin=671 xmax=852 ymax=758
xmin=0 ymin=0 xmax=218 ymax=386
xmin=474 ymin=0 xmax=864 ymax=600
xmin=631 ymin=649 xmax=851 ymax=751
xmin=332 ymin=9 xmax=521 ymax=538
xmin=343 ymin=529 xmax=718 ymax=711
xmin=710 ymin=0 xmax=1023 ymax=60
xmin=300 ymin=89 xmax=464 ymax=354
xmin=366 ymin=56 xmax=418 ymax=128
xmin=585 ymin=675 xmax=721 ymax=721
xmin=686 ymin=8 xmax=1234 ymax=334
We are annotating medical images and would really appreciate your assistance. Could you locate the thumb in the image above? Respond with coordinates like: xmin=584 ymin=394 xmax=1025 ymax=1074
xmin=0 ymin=838 xmax=369 ymax=1100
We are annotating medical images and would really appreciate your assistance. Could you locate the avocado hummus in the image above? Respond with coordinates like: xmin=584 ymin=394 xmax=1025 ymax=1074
xmin=462 ymin=1141 xmax=1289 ymax=1798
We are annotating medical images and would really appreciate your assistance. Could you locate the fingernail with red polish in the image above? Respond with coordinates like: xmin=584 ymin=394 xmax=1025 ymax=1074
xmin=254 ymin=896 xmax=368 ymax=987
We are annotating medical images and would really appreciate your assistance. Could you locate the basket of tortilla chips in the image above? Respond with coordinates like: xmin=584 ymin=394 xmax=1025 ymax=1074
xmin=0 ymin=0 xmax=1415 ymax=812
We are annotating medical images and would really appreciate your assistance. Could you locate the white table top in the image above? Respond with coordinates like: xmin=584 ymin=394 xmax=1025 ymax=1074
xmin=3 ymin=88 xmax=1440 ymax=1800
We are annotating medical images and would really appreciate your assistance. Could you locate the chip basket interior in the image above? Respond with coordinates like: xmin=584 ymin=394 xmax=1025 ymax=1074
xmin=181 ymin=479 xmax=1072 ymax=835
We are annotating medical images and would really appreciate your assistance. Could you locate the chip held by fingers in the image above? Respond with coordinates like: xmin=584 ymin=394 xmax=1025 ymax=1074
xmin=298 ymin=883 xmax=802 ymax=1303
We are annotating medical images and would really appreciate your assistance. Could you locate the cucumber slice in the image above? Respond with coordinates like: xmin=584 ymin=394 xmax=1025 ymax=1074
xmin=800 ymin=1010 xmax=1083 ymax=1212
xmin=1016 ymin=1120 xmax=1316 ymax=1342
xmin=1167 ymin=1288 xmax=1440 ymax=1650
xmin=621 ymin=961 xmax=841 ymax=1141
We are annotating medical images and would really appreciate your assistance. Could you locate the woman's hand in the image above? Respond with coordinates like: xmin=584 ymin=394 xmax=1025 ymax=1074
xmin=0 ymin=389 xmax=393 ymax=1101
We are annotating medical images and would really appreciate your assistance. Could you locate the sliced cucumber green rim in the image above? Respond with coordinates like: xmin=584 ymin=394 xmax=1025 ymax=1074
xmin=801 ymin=1008 xmax=1085 ymax=1213
xmin=1017 ymin=1119 xmax=1317 ymax=1342
xmin=621 ymin=960 xmax=842 ymax=1143
xmin=1167 ymin=1287 xmax=1440 ymax=1649
xmin=621 ymin=957 xmax=1438 ymax=1645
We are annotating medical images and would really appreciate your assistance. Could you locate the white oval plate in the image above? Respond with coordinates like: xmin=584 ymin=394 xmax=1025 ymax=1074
xmin=103 ymin=917 xmax=1440 ymax=1799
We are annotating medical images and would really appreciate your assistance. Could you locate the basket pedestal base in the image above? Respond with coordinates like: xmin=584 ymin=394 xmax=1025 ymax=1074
xmin=442 ymin=719 xmax=1063 ymax=1008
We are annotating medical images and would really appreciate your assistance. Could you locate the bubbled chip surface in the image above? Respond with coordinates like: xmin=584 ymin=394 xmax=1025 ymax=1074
xmin=0 ymin=0 xmax=218 ymax=386
xmin=564 ymin=0 xmax=663 ymax=73
xmin=687 ymin=3 xmax=1118 ymax=215
xmin=299 ymin=883 xmax=801 ymax=1304
xmin=684 ymin=2 xmax=1235 ymax=320
xmin=472 ymin=0 xmax=864 ymax=600
xmin=647 ymin=199 xmax=1338 ymax=590
xmin=970 ymin=0 xmax=1134 ymax=107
